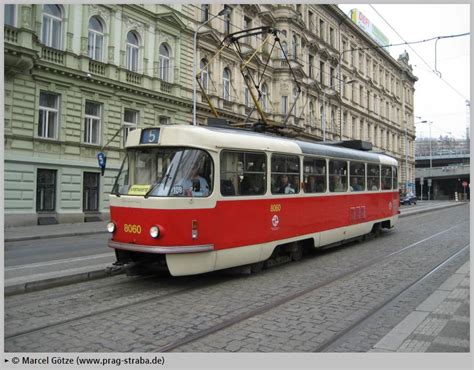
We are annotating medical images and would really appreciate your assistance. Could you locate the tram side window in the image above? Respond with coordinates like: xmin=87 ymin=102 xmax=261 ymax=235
xmin=220 ymin=151 xmax=266 ymax=196
xmin=303 ymin=157 xmax=326 ymax=193
xmin=381 ymin=165 xmax=392 ymax=190
xmin=271 ymin=154 xmax=300 ymax=194
xmin=367 ymin=164 xmax=380 ymax=191
xmin=392 ymin=166 xmax=398 ymax=189
xmin=350 ymin=162 xmax=365 ymax=191
xmin=329 ymin=160 xmax=348 ymax=192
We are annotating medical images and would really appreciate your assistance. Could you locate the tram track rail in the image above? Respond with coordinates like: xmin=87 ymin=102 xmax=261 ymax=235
xmin=4 ymin=275 xmax=221 ymax=340
xmin=154 ymin=223 xmax=467 ymax=352
xmin=315 ymin=244 xmax=469 ymax=352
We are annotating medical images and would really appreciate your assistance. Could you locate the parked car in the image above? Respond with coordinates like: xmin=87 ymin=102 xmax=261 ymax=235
xmin=400 ymin=192 xmax=417 ymax=205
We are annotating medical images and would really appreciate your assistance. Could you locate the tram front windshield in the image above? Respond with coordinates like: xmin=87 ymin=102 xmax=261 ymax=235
xmin=112 ymin=147 xmax=213 ymax=197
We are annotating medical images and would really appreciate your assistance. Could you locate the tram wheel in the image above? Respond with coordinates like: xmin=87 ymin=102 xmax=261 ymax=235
xmin=290 ymin=244 xmax=303 ymax=261
xmin=250 ymin=261 xmax=265 ymax=273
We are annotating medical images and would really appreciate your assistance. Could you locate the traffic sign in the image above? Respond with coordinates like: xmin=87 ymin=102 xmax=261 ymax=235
xmin=462 ymin=181 xmax=468 ymax=187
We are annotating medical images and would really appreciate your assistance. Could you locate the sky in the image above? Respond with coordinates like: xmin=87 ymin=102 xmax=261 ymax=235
xmin=338 ymin=3 xmax=470 ymax=140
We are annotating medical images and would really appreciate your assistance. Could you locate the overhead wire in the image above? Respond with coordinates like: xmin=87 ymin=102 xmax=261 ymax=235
xmin=369 ymin=4 xmax=469 ymax=102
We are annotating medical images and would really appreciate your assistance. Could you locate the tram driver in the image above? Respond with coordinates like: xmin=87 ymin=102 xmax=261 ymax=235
xmin=179 ymin=165 xmax=210 ymax=197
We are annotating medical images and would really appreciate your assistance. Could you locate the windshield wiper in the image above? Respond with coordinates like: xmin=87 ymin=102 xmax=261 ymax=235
xmin=144 ymin=163 xmax=174 ymax=199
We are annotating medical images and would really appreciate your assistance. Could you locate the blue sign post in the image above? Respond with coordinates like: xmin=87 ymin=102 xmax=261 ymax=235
xmin=97 ymin=152 xmax=107 ymax=176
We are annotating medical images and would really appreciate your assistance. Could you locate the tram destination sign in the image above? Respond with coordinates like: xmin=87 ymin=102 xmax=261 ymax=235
xmin=140 ymin=128 xmax=161 ymax=144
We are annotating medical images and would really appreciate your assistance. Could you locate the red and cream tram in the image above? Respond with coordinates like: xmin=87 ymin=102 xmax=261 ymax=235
xmin=107 ymin=124 xmax=399 ymax=276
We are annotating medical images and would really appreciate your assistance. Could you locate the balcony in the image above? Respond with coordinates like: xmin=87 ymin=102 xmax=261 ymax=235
xmin=41 ymin=47 xmax=64 ymax=65
xmin=88 ymin=60 xmax=106 ymax=76
xmin=126 ymin=71 xmax=143 ymax=85
xmin=4 ymin=26 xmax=18 ymax=43
xmin=159 ymin=80 xmax=173 ymax=94
xmin=223 ymin=100 xmax=233 ymax=110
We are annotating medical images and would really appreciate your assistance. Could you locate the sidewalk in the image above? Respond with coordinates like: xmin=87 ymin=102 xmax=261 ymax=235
xmin=370 ymin=261 xmax=470 ymax=352
xmin=4 ymin=220 xmax=108 ymax=242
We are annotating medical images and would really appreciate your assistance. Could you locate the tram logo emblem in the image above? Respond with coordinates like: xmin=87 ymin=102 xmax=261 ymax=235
xmin=272 ymin=215 xmax=280 ymax=229
xmin=388 ymin=201 xmax=393 ymax=210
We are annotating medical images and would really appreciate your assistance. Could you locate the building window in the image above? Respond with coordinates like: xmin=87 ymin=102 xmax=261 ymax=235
xmin=159 ymin=116 xmax=170 ymax=125
xmin=308 ymin=11 xmax=314 ymax=31
xmin=292 ymin=34 xmax=297 ymax=60
xmin=83 ymin=172 xmax=100 ymax=212
xmin=201 ymin=4 xmax=209 ymax=22
xmin=159 ymin=43 xmax=171 ymax=82
xmin=329 ymin=27 xmax=334 ymax=46
xmin=243 ymin=16 xmax=252 ymax=44
xmin=319 ymin=19 xmax=325 ymax=41
xmin=280 ymin=96 xmax=288 ymax=115
xmin=200 ymin=59 xmax=209 ymax=92
xmin=5 ymin=4 xmax=16 ymax=26
xmin=126 ymin=31 xmax=139 ymax=72
xmin=88 ymin=16 xmax=104 ymax=61
xmin=308 ymin=55 xmax=314 ymax=78
xmin=123 ymin=108 xmax=138 ymax=146
xmin=36 ymin=169 xmax=57 ymax=212
xmin=42 ymin=4 xmax=62 ymax=49
xmin=309 ymin=101 xmax=315 ymax=125
xmin=224 ymin=5 xmax=231 ymax=34
xmin=280 ymin=42 xmax=288 ymax=59
xmin=261 ymin=83 xmax=268 ymax=111
xmin=223 ymin=67 xmax=231 ymax=101
xmin=38 ymin=92 xmax=59 ymax=139
xmin=292 ymin=87 xmax=298 ymax=116
xmin=320 ymin=61 xmax=324 ymax=85
xmin=330 ymin=67 xmax=334 ymax=86
xmin=84 ymin=101 xmax=101 ymax=145
xmin=244 ymin=85 xmax=250 ymax=107
xmin=330 ymin=107 xmax=335 ymax=132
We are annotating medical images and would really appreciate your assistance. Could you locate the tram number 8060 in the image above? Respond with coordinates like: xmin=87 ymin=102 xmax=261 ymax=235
xmin=124 ymin=224 xmax=142 ymax=234
xmin=270 ymin=204 xmax=282 ymax=213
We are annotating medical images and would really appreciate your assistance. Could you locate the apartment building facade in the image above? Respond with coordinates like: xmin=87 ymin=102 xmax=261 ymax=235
xmin=4 ymin=4 xmax=416 ymax=226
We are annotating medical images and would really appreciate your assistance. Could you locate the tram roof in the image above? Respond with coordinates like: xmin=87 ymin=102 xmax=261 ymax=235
xmin=127 ymin=125 xmax=397 ymax=165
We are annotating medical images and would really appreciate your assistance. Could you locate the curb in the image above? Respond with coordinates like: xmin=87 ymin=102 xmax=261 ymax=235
xmin=4 ymin=230 xmax=107 ymax=243
xmin=399 ymin=201 xmax=467 ymax=219
xmin=4 ymin=265 xmax=125 ymax=297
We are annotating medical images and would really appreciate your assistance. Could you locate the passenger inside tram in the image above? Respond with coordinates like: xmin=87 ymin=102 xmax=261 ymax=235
xmin=275 ymin=174 xmax=296 ymax=194
xmin=331 ymin=174 xmax=345 ymax=192
xmin=350 ymin=177 xmax=363 ymax=191
xmin=306 ymin=175 xmax=324 ymax=193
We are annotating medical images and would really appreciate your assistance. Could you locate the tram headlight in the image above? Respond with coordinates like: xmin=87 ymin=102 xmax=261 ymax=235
xmin=107 ymin=222 xmax=116 ymax=233
xmin=150 ymin=225 xmax=160 ymax=239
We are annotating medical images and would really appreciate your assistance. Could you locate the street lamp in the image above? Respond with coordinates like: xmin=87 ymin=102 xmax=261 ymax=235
xmin=321 ymin=79 xmax=354 ymax=141
xmin=192 ymin=7 xmax=229 ymax=126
